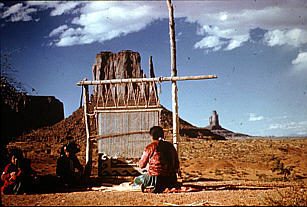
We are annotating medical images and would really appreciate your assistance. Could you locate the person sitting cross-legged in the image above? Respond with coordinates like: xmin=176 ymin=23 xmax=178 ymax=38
xmin=1 ymin=148 xmax=24 ymax=194
xmin=134 ymin=126 xmax=181 ymax=193
xmin=56 ymin=141 xmax=84 ymax=188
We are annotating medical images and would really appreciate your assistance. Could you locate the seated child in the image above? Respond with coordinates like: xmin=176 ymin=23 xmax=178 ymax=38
xmin=1 ymin=148 xmax=23 ymax=194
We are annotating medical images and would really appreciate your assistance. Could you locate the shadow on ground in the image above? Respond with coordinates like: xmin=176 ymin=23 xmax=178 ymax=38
xmin=23 ymin=175 xmax=274 ymax=195
xmin=24 ymin=175 xmax=134 ymax=194
xmin=23 ymin=174 xmax=88 ymax=194
xmin=182 ymin=177 xmax=274 ymax=191
xmin=183 ymin=184 xmax=273 ymax=191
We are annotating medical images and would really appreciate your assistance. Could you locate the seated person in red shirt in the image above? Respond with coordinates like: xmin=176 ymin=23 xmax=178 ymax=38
xmin=1 ymin=148 xmax=23 ymax=194
xmin=135 ymin=126 xmax=181 ymax=193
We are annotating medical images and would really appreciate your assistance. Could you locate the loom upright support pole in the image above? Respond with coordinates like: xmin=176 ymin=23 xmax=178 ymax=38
xmin=167 ymin=0 xmax=179 ymax=153
xmin=83 ymin=80 xmax=92 ymax=182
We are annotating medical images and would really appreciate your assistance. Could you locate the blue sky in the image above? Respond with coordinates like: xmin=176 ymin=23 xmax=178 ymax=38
xmin=1 ymin=1 xmax=307 ymax=137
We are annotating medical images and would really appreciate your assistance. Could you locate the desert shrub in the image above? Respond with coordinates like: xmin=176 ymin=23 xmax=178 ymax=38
xmin=215 ymin=169 xmax=223 ymax=176
xmin=256 ymin=173 xmax=268 ymax=181
xmin=262 ymin=185 xmax=307 ymax=206
xmin=271 ymin=159 xmax=294 ymax=181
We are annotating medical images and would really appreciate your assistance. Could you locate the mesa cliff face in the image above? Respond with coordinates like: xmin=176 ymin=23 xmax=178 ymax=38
xmin=1 ymin=94 xmax=64 ymax=144
xmin=92 ymin=50 xmax=145 ymax=96
xmin=92 ymin=50 xmax=143 ymax=80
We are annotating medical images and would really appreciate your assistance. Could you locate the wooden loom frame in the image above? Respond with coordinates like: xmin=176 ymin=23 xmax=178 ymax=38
xmin=77 ymin=0 xmax=218 ymax=179
xmin=77 ymin=74 xmax=217 ymax=177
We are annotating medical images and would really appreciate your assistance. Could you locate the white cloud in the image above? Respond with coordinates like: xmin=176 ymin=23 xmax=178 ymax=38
xmin=50 ymin=2 xmax=166 ymax=46
xmin=26 ymin=1 xmax=81 ymax=16
xmin=226 ymin=35 xmax=249 ymax=50
xmin=50 ymin=2 xmax=80 ymax=16
xmin=1 ymin=3 xmax=37 ymax=22
xmin=292 ymin=51 xmax=307 ymax=71
xmin=194 ymin=24 xmax=250 ymax=51
xmin=264 ymin=29 xmax=307 ymax=47
xmin=178 ymin=1 xmax=307 ymax=51
xmin=1 ymin=2 xmax=81 ymax=23
xmin=269 ymin=121 xmax=307 ymax=130
xmin=2 ymin=1 xmax=307 ymax=51
xmin=262 ymin=116 xmax=307 ymax=136
xmin=49 ymin=25 xmax=69 ymax=37
xmin=249 ymin=113 xmax=264 ymax=121
xmin=268 ymin=120 xmax=307 ymax=136
xmin=194 ymin=35 xmax=224 ymax=51
xmin=220 ymin=13 xmax=228 ymax=21
xmin=2 ymin=3 xmax=23 ymax=18
xmin=266 ymin=121 xmax=307 ymax=136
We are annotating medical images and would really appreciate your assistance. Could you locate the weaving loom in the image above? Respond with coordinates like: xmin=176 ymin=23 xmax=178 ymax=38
xmin=78 ymin=75 xmax=216 ymax=177
xmin=92 ymin=80 xmax=162 ymax=176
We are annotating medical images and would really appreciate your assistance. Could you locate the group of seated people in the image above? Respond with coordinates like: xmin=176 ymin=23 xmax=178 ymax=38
xmin=1 ymin=141 xmax=84 ymax=195
xmin=1 ymin=148 xmax=37 ymax=194
xmin=1 ymin=126 xmax=181 ymax=194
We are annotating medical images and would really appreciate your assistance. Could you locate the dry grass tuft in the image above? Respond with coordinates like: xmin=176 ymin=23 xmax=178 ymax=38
xmin=262 ymin=185 xmax=307 ymax=206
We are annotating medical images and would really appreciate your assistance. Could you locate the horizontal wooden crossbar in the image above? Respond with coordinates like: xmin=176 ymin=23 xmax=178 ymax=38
xmin=94 ymin=106 xmax=163 ymax=112
xmin=90 ymin=130 xmax=149 ymax=140
xmin=77 ymin=75 xmax=217 ymax=85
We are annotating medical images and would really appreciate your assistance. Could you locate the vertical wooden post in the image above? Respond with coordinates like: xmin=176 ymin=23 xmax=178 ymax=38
xmin=83 ymin=79 xmax=92 ymax=181
xmin=167 ymin=0 xmax=179 ymax=153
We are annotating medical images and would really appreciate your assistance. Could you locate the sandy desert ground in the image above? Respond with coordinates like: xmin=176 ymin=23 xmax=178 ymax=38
xmin=2 ymin=137 xmax=307 ymax=206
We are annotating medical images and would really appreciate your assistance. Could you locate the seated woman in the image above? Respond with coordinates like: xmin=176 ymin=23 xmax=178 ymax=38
xmin=134 ymin=126 xmax=181 ymax=193
xmin=1 ymin=148 xmax=23 ymax=194
xmin=56 ymin=141 xmax=83 ymax=187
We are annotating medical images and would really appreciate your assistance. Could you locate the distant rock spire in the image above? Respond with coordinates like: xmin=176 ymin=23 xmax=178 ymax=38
xmin=209 ymin=110 xmax=221 ymax=130
xmin=205 ymin=110 xmax=250 ymax=138
xmin=149 ymin=56 xmax=155 ymax=78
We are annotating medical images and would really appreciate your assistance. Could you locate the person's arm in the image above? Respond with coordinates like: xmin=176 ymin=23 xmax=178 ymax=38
xmin=56 ymin=157 xmax=64 ymax=176
xmin=1 ymin=164 xmax=11 ymax=181
xmin=171 ymin=146 xmax=180 ymax=173
xmin=10 ymin=169 xmax=22 ymax=181
xmin=138 ymin=148 xmax=150 ymax=169
xmin=73 ymin=156 xmax=83 ymax=172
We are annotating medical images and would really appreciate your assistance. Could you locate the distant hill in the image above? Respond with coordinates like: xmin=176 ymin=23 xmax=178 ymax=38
xmin=21 ymin=103 xmax=226 ymax=143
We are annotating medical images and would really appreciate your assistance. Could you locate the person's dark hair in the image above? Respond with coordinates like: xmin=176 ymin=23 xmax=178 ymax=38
xmin=150 ymin=126 xmax=164 ymax=140
xmin=9 ymin=148 xmax=23 ymax=160
xmin=8 ymin=148 xmax=23 ymax=168
xmin=65 ymin=141 xmax=80 ymax=154
xmin=60 ymin=146 xmax=66 ymax=157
